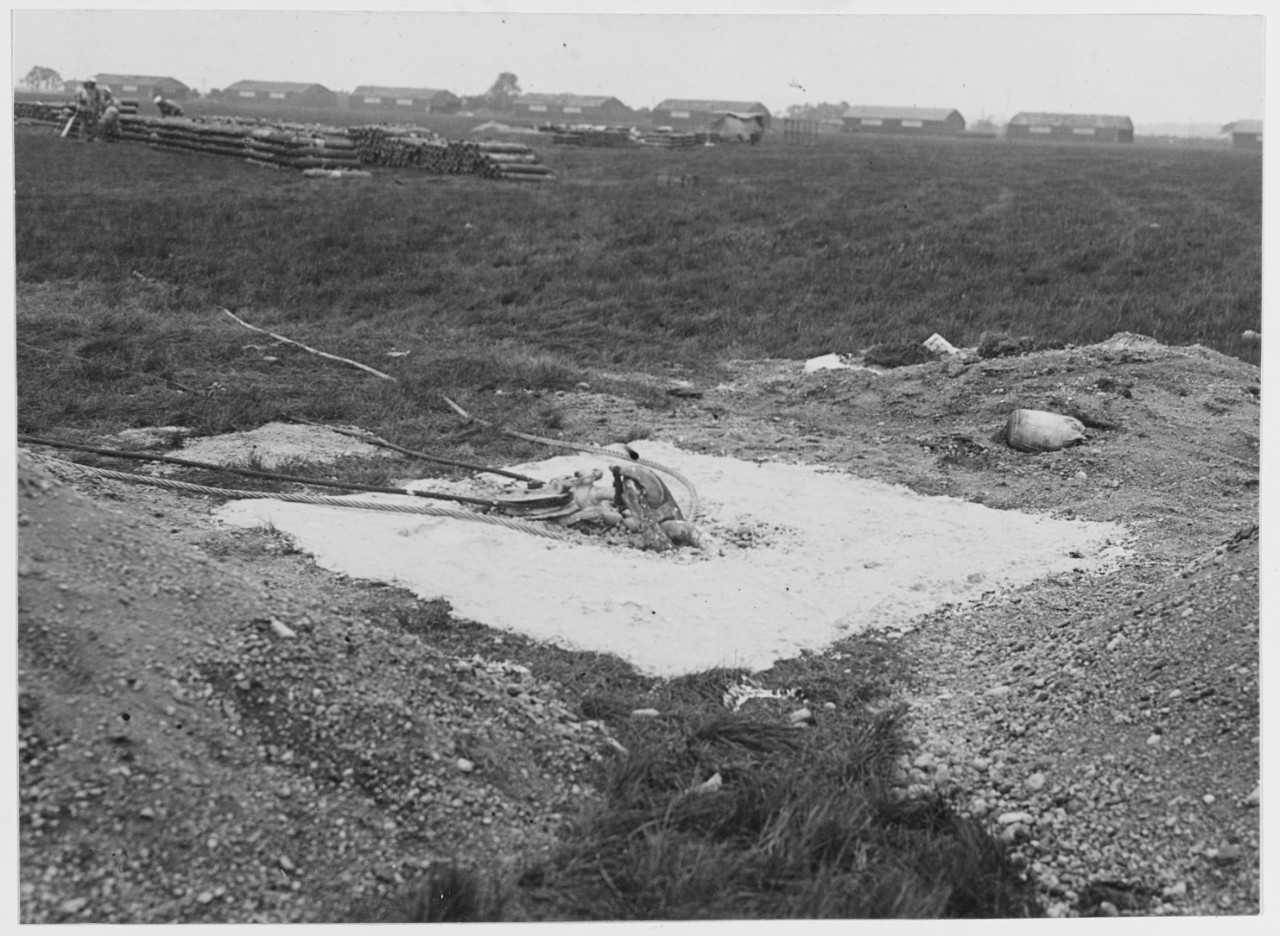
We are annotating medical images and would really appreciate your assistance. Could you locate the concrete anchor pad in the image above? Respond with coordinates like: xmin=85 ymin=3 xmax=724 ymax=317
xmin=217 ymin=442 xmax=1128 ymax=677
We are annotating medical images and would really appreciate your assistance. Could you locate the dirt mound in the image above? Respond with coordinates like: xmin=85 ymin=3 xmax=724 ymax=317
xmin=16 ymin=450 xmax=615 ymax=923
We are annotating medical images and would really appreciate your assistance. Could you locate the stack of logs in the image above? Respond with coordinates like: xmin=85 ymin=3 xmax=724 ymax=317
xmin=117 ymin=115 xmax=256 ymax=157
xmin=243 ymin=127 xmax=362 ymax=170
xmin=349 ymin=126 xmax=553 ymax=181
xmin=346 ymin=126 xmax=450 ymax=170
xmin=15 ymin=98 xmax=139 ymax=126
xmin=550 ymin=127 xmax=633 ymax=147
xmin=15 ymin=102 xmax=553 ymax=181
xmin=636 ymin=131 xmax=706 ymax=148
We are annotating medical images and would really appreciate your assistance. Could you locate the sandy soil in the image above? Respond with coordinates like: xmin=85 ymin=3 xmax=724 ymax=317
xmin=18 ymin=333 xmax=1262 ymax=921
xmin=217 ymin=441 xmax=1127 ymax=676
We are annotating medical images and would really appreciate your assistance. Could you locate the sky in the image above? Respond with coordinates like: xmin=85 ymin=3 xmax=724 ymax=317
xmin=5 ymin=2 xmax=1269 ymax=128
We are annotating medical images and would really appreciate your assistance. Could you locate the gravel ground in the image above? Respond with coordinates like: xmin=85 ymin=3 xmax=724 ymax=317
xmin=17 ymin=334 xmax=1262 ymax=921
xmin=894 ymin=524 xmax=1260 ymax=917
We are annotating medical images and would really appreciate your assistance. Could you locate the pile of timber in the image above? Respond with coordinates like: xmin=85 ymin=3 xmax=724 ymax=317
xmin=117 ymin=115 xmax=258 ymax=158
xmin=243 ymin=127 xmax=362 ymax=170
xmin=636 ymin=131 xmax=702 ymax=148
xmin=14 ymin=98 xmax=138 ymax=125
xmin=347 ymin=125 xmax=450 ymax=170
xmin=17 ymin=102 xmax=553 ymax=181
xmin=348 ymin=126 xmax=553 ymax=181
xmin=14 ymin=101 xmax=70 ymax=125
xmin=550 ymin=127 xmax=632 ymax=147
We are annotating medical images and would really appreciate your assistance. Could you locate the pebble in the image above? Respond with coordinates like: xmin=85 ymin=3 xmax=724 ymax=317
xmin=1244 ymin=785 xmax=1260 ymax=807
xmin=788 ymin=708 xmax=813 ymax=724
xmin=197 ymin=890 xmax=215 ymax=904
xmin=278 ymin=855 xmax=295 ymax=872
xmin=456 ymin=758 xmax=475 ymax=773
xmin=912 ymin=752 xmax=936 ymax=770
xmin=1025 ymin=772 xmax=1047 ymax=792
xmin=269 ymin=619 xmax=297 ymax=640
xmin=693 ymin=772 xmax=723 ymax=795
xmin=1202 ymin=794 xmax=1215 ymax=805
xmin=985 ymin=685 xmax=1011 ymax=698
xmin=59 ymin=897 xmax=88 ymax=914
xmin=997 ymin=811 xmax=1035 ymax=825
xmin=1162 ymin=881 xmax=1187 ymax=899
xmin=629 ymin=709 xmax=660 ymax=718
xmin=1213 ymin=844 xmax=1243 ymax=865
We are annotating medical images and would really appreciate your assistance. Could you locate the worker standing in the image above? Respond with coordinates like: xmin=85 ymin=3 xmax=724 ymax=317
xmin=98 ymin=85 xmax=122 ymax=142
xmin=73 ymin=77 xmax=104 ymax=142
xmin=154 ymin=95 xmax=184 ymax=118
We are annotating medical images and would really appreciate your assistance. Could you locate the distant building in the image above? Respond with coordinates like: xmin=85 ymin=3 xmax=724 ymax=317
xmin=841 ymin=105 xmax=965 ymax=136
xmin=1006 ymin=112 xmax=1134 ymax=144
xmin=1221 ymin=119 xmax=1262 ymax=150
xmin=223 ymin=80 xmax=337 ymax=109
xmin=93 ymin=73 xmax=190 ymax=102
xmin=349 ymin=86 xmax=461 ymax=115
xmin=510 ymin=93 xmax=631 ymax=123
xmin=651 ymin=99 xmax=772 ymax=129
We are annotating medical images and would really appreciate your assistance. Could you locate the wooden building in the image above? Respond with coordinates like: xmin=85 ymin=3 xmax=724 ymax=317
xmin=1006 ymin=112 xmax=1134 ymax=144
xmin=1222 ymin=120 xmax=1262 ymax=150
xmin=349 ymin=86 xmax=461 ymax=115
xmin=93 ymin=73 xmax=191 ymax=102
xmin=651 ymin=99 xmax=772 ymax=129
xmin=223 ymin=80 xmax=337 ymax=109
xmin=841 ymin=105 xmax=965 ymax=136
xmin=510 ymin=93 xmax=631 ymax=123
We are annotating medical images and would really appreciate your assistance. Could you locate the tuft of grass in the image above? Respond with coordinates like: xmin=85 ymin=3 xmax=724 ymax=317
xmin=398 ymin=863 xmax=502 ymax=922
xmin=500 ymin=647 xmax=1039 ymax=920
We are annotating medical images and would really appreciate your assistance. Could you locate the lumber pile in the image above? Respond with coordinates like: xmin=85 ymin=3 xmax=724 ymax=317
xmin=636 ymin=131 xmax=701 ymax=148
xmin=348 ymin=126 xmax=553 ymax=181
xmin=551 ymin=127 xmax=633 ymax=147
xmin=16 ymin=101 xmax=554 ymax=181
xmin=243 ymin=127 xmax=362 ymax=170
xmin=117 ymin=115 xmax=258 ymax=157
xmin=14 ymin=101 xmax=71 ymax=125
xmin=347 ymin=125 xmax=449 ymax=169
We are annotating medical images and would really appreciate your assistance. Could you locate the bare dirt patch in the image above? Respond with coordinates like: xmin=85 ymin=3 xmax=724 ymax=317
xmin=17 ymin=334 xmax=1259 ymax=920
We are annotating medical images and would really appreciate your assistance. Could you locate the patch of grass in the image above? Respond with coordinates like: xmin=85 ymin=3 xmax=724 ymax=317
xmin=469 ymin=639 xmax=1035 ymax=921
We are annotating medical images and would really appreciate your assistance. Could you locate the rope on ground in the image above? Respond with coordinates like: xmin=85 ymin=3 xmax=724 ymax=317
xmin=45 ymin=458 xmax=570 ymax=542
xmin=17 ymin=434 xmax=506 ymax=508
xmin=217 ymin=307 xmax=397 ymax=382
xmin=441 ymin=396 xmax=702 ymax=521
xmin=286 ymin=416 xmax=543 ymax=486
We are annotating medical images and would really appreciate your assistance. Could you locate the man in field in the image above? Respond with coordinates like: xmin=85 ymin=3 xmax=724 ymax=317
xmin=97 ymin=86 xmax=122 ymax=142
xmin=73 ymin=78 xmax=105 ymax=141
xmin=154 ymin=95 xmax=184 ymax=118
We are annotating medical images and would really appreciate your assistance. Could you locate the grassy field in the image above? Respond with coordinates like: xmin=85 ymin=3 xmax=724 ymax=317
xmin=14 ymin=123 xmax=1261 ymax=442
xmin=12 ymin=121 xmax=1262 ymax=920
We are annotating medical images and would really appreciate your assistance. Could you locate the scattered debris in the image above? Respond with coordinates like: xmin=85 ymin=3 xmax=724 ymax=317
xmin=803 ymin=353 xmax=853 ymax=373
xmin=723 ymin=676 xmax=799 ymax=711
xmin=864 ymin=341 xmax=935 ymax=369
xmin=105 ymin=426 xmax=193 ymax=451
xmin=978 ymin=332 xmax=1036 ymax=359
xmin=1005 ymin=409 xmax=1087 ymax=454
xmin=923 ymin=333 xmax=959 ymax=355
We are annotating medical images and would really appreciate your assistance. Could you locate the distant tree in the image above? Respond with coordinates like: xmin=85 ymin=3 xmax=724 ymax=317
xmin=484 ymin=72 xmax=521 ymax=111
xmin=23 ymin=65 xmax=62 ymax=91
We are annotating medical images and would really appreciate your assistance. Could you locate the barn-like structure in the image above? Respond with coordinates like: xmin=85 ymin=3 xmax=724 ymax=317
xmin=349 ymin=86 xmax=461 ymax=115
xmin=651 ymin=99 xmax=772 ymax=130
xmin=841 ymin=105 xmax=965 ymax=136
xmin=511 ymin=93 xmax=631 ymax=123
xmin=93 ymin=73 xmax=190 ymax=103
xmin=1222 ymin=119 xmax=1262 ymax=150
xmin=1006 ymin=112 xmax=1134 ymax=144
xmin=223 ymin=80 xmax=337 ymax=109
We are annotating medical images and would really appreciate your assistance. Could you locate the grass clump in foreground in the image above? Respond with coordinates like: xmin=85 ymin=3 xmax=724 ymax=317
xmin=398 ymin=645 xmax=1040 ymax=922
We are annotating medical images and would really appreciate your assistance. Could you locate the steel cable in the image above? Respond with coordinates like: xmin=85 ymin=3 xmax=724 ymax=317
xmin=39 ymin=457 xmax=570 ymax=541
